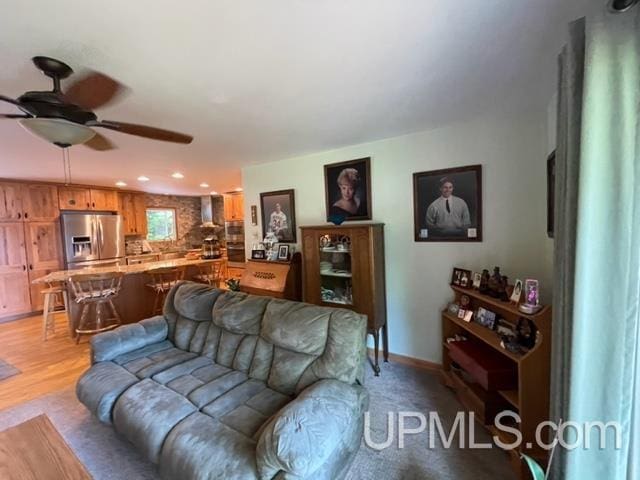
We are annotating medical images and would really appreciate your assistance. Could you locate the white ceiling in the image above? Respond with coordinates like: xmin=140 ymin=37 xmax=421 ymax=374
xmin=0 ymin=0 xmax=597 ymax=195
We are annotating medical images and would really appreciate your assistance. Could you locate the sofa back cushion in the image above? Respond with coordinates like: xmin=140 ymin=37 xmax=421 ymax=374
xmin=164 ymin=283 xmax=367 ymax=395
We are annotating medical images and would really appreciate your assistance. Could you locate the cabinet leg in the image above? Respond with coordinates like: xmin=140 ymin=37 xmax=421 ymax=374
xmin=372 ymin=329 xmax=381 ymax=376
xmin=382 ymin=322 xmax=389 ymax=362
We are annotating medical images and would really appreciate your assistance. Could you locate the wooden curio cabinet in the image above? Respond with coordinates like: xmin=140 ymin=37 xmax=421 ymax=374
xmin=300 ymin=223 xmax=388 ymax=375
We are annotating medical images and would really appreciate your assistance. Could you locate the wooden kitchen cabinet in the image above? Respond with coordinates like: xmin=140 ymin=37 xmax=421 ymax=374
xmin=25 ymin=222 xmax=63 ymax=311
xmin=22 ymin=184 xmax=59 ymax=221
xmin=58 ymin=186 xmax=118 ymax=211
xmin=223 ymin=193 xmax=244 ymax=221
xmin=118 ymin=192 xmax=147 ymax=235
xmin=0 ymin=222 xmax=31 ymax=316
xmin=90 ymin=188 xmax=118 ymax=211
xmin=133 ymin=194 xmax=148 ymax=235
xmin=25 ymin=222 xmax=63 ymax=271
xmin=0 ymin=182 xmax=24 ymax=221
xmin=58 ymin=186 xmax=91 ymax=210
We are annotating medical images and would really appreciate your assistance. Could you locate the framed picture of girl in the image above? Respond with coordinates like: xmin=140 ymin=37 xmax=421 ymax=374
xmin=260 ymin=189 xmax=297 ymax=243
xmin=324 ymin=157 xmax=372 ymax=221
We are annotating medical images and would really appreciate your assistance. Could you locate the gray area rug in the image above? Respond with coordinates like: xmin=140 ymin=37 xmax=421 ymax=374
xmin=0 ymin=362 xmax=515 ymax=479
xmin=0 ymin=359 xmax=20 ymax=381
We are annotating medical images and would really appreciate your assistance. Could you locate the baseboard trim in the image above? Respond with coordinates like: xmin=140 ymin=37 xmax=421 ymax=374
xmin=367 ymin=348 xmax=442 ymax=372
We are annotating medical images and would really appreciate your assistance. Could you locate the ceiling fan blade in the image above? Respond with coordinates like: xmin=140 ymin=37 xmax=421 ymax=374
xmin=63 ymin=72 xmax=125 ymax=110
xmin=0 ymin=113 xmax=29 ymax=119
xmin=90 ymin=120 xmax=193 ymax=144
xmin=83 ymin=131 xmax=117 ymax=151
xmin=0 ymin=95 xmax=21 ymax=107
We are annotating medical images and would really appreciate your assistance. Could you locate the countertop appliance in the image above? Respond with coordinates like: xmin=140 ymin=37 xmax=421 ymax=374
xmin=61 ymin=213 xmax=125 ymax=269
xmin=202 ymin=235 xmax=221 ymax=259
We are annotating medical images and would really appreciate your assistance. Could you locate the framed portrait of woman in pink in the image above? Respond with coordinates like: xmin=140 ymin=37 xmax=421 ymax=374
xmin=323 ymin=157 xmax=372 ymax=222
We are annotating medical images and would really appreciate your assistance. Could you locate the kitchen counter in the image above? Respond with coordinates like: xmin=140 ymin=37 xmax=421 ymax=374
xmin=32 ymin=257 xmax=212 ymax=284
xmin=32 ymin=257 xmax=225 ymax=337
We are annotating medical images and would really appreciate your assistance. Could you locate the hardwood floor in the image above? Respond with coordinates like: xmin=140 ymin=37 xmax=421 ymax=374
xmin=0 ymin=312 xmax=90 ymax=412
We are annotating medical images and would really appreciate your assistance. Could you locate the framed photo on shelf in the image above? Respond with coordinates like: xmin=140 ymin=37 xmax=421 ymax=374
xmin=475 ymin=307 xmax=497 ymax=329
xmin=260 ymin=189 xmax=297 ymax=243
xmin=324 ymin=157 xmax=371 ymax=221
xmin=413 ymin=164 xmax=482 ymax=242
xmin=251 ymin=249 xmax=266 ymax=260
xmin=277 ymin=244 xmax=290 ymax=261
xmin=451 ymin=267 xmax=472 ymax=287
xmin=510 ymin=279 xmax=523 ymax=304
xmin=472 ymin=272 xmax=482 ymax=289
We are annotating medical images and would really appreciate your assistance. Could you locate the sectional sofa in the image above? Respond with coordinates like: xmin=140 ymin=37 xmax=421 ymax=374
xmin=76 ymin=281 xmax=369 ymax=479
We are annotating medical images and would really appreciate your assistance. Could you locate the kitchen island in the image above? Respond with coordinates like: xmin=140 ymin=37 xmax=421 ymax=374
xmin=33 ymin=258 xmax=225 ymax=337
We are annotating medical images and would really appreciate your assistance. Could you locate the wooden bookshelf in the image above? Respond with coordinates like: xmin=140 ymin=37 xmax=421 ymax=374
xmin=442 ymin=283 xmax=552 ymax=480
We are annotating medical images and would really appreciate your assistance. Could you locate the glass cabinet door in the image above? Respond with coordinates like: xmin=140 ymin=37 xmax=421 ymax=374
xmin=318 ymin=233 xmax=353 ymax=305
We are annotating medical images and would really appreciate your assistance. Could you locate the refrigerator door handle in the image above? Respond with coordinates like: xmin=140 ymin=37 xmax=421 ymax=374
xmin=91 ymin=217 xmax=98 ymax=257
xmin=98 ymin=218 xmax=105 ymax=257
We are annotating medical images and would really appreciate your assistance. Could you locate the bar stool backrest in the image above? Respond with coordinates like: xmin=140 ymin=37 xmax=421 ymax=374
xmin=196 ymin=260 xmax=227 ymax=286
xmin=69 ymin=272 xmax=125 ymax=304
xmin=147 ymin=266 xmax=185 ymax=291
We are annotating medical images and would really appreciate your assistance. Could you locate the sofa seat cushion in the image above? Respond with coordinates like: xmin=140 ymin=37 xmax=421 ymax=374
xmin=114 ymin=342 xmax=197 ymax=379
xmin=113 ymin=378 xmax=198 ymax=464
xmin=159 ymin=412 xmax=260 ymax=480
xmin=76 ymin=361 xmax=139 ymax=425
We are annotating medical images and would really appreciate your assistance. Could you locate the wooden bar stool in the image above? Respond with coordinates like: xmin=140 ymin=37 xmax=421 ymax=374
xmin=146 ymin=266 xmax=185 ymax=314
xmin=194 ymin=259 xmax=227 ymax=288
xmin=68 ymin=272 xmax=124 ymax=344
xmin=41 ymin=282 xmax=69 ymax=341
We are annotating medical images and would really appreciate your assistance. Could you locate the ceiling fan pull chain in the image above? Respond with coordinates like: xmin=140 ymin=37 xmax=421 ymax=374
xmin=61 ymin=147 xmax=72 ymax=185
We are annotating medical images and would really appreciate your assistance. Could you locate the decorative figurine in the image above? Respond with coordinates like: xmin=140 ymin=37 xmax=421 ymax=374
xmin=488 ymin=266 xmax=502 ymax=298
xmin=479 ymin=269 xmax=491 ymax=294
xmin=499 ymin=275 xmax=510 ymax=301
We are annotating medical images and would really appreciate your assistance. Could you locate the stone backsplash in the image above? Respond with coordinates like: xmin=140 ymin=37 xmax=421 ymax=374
xmin=125 ymin=193 xmax=225 ymax=252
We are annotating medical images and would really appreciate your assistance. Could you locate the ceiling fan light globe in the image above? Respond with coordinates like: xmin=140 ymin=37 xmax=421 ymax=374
xmin=18 ymin=118 xmax=96 ymax=146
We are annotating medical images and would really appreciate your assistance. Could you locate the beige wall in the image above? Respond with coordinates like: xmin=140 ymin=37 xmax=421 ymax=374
xmin=242 ymin=113 xmax=551 ymax=363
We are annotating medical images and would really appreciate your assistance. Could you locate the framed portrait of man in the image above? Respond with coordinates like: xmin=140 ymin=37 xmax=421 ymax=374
xmin=324 ymin=157 xmax=372 ymax=221
xmin=260 ymin=189 xmax=297 ymax=243
xmin=413 ymin=165 xmax=482 ymax=242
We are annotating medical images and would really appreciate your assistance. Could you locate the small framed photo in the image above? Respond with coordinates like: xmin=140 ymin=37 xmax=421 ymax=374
xmin=475 ymin=307 xmax=497 ymax=329
xmin=463 ymin=310 xmax=474 ymax=322
xmin=324 ymin=157 xmax=372 ymax=221
xmin=472 ymin=272 xmax=482 ymax=289
xmin=510 ymin=279 xmax=523 ymax=304
xmin=277 ymin=244 xmax=290 ymax=261
xmin=451 ymin=268 xmax=472 ymax=287
xmin=457 ymin=308 xmax=466 ymax=319
xmin=251 ymin=249 xmax=266 ymax=260
xmin=413 ymin=164 xmax=483 ymax=242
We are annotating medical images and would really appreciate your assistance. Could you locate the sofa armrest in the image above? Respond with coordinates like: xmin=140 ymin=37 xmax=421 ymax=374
xmin=256 ymin=379 xmax=368 ymax=479
xmin=90 ymin=316 xmax=168 ymax=364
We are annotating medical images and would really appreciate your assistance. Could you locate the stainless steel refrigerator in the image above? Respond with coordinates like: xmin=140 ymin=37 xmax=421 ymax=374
xmin=61 ymin=213 xmax=125 ymax=269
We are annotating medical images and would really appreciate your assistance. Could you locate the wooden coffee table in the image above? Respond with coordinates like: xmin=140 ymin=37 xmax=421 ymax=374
xmin=0 ymin=414 xmax=91 ymax=479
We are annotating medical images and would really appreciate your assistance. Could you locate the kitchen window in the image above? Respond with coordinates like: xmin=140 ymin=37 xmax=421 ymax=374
xmin=146 ymin=208 xmax=177 ymax=241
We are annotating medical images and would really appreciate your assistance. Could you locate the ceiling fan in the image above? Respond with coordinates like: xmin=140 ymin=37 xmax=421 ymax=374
xmin=0 ymin=56 xmax=193 ymax=150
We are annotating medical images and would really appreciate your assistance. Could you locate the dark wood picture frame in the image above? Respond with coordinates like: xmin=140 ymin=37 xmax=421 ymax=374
xmin=324 ymin=157 xmax=372 ymax=221
xmin=260 ymin=189 xmax=297 ymax=243
xmin=547 ymin=151 xmax=556 ymax=238
xmin=413 ymin=164 xmax=483 ymax=242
